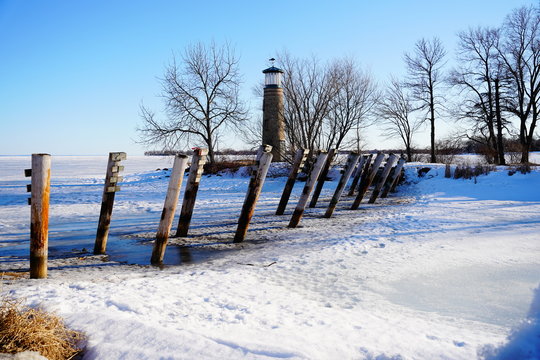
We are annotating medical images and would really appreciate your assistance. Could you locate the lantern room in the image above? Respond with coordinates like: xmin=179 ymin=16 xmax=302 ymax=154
xmin=262 ymin=65 xmax=284 ymax=88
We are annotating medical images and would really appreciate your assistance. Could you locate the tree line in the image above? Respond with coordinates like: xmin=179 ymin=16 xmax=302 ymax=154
xmin=138 ymin=5 xmax=539 ymax=165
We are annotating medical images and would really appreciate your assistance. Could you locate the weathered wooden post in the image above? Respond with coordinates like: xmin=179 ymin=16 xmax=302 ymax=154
xmin=309 ymin=148 xmax=336 ymax=208
xmin=175 ymin=148 xmax=208 ymax=237
xmin=288 ymin=151 xmax=328 ymax=228
xmin=368 ymin=154 xmax=397 ymax=203
xmin=25 ymin=154 xmax=51 ymax=279
xmin=347 ymin=154 xmax=368 ymax=196
xmin=444 ymin=163 xmax=451 ymax=178
xmin=350 ymin=153 xmax=372 ymax=198
xmin=94 ymin=152 xmax=126 ymax=255
xmin=324 ymin=152 xmax=361 ymax=218
xmin=151 ymin=155 xmax=189 ymax=265
xmin=233 ymin=145 xmax=273 ymax=243
xmin=390 ymin=162 xmax=406 ymax=193
xmin=381 ymin=157 xmax=406 ymax=198
xmin=351 ymin=152 xmax=384 ymax=209
xmin=275 ymin=148 xmax=309 ymax=215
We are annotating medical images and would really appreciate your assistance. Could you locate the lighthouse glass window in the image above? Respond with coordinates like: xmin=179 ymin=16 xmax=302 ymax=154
xmin=265 ymin=72 xmax=281 ymax=87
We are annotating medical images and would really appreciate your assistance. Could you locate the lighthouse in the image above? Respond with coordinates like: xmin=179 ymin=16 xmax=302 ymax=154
xmin=262 ymin=60 xmax=285 ymax=161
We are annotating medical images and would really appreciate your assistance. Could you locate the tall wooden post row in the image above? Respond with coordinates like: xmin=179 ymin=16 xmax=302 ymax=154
xmin=94 ymin=152 xmax=126 ymax=255
xmin=324 ymin=152 xmax=361 ymax=218
xmin=275 ymin=148 xmax=309 ymax=215
xmin=309 ymin=148 xmax=336 ymax=208
xmin=351 ymin=152 xmax=385 ymax=210
xmin=234 ymin=145 xmax=273 ymax=243
xmin=151 ymin=155 xmax=189 ymax=265
xmin=368 ymin=154 xmax=397 ymax=203
xmin=25 ymin=154 xmax=51 ymax=279
xmin=175 ymin=148 xmax=208 ymax=237
xmin=288 ymin=151 xmax=328 ymax=228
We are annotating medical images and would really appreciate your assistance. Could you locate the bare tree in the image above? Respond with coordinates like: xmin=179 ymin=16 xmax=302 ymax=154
xmin=323 ymin=59 xmax=379 ymax=151
xmin=138 ymin=42 xmax=247 ymax=164
xmin=497 ymin=5 xmax=540 ymax=163
xmin=279 ymin=52 xmax=339 ymax=152
xmin=404 ymin=37 xmax=447 ymax=163
xmin=376 ymin=77 xmax=422 ymax=161
xmin=449 ymin=27 xmax=509 ymax=164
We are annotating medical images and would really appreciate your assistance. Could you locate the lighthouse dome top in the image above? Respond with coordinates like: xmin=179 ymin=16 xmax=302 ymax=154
xmin=263 ymin=66 xmax=284 ymax=88
xmin=262 ymin=66 xmax=284 ymax=74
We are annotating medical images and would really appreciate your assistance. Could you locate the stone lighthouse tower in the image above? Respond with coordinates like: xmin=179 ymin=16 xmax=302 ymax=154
xmin=262 ymin=60 xmax=285 ymax=162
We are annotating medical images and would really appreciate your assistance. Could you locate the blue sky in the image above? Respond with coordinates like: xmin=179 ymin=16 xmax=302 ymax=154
xmin=0 ymin=0 xmax=535 ymax=155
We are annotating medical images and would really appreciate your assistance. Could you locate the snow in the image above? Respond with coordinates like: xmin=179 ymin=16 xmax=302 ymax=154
xmin=1 ymin=155 xmax=539 ymax=359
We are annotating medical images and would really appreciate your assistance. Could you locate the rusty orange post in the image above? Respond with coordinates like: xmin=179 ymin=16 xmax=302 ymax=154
xmin=25 ymin=154 xmax=51 ymax=279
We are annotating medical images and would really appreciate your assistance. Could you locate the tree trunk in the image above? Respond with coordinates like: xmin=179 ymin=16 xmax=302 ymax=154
xmin=430 ymin=109 xmax=436 ymax=163
xmin=520 ymin=142 xmax=530 ymax=163
xmin=206 ymin=135 xmax=215 ymax=164
xmin=406 ymin=143 xmax=412 ymax=162
xmin=495 ymin=79 xmax=505 ymax=165
xmin=429 ymin=77 xmax=437 ymax=164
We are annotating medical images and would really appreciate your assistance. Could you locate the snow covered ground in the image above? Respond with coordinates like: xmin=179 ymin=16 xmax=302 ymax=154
xmin=1 ymin=154 xmax=539 ymax=359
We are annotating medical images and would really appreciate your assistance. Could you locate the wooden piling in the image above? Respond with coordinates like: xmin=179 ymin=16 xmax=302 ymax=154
xmin=233 ymin=145 xmax=273 ymax=243
xmin=368 ymin=154 xmax=397 ymax=203
xmin=288 ymin=151 xmax=328 ymax=228
xmin=347 ymin=154 xmax=368 ymax=196
xmin=351 ymin=152 xmax=384 ymax=209
xmin=175 ymin=148 xmax=208 ymax=237
xmin=151 ymin=155 xmax=189 ymax=264
xmin=309 ymin=148 xmax=336 ymax=208
xmin=349 ymin=154 xmax=372 ymax=196
xmin=94 ymin=152 xmax=126 ymax=255
xmin=381 ymin=157 xmax=406 ymax=198
xmin=275 ymin=148 xmax=309 ymax=215
xmin=381 ymin=166 xmax=397 ymax=197
xmin=324 ymin=152 xmax=361 ymax=218
xmin=26 ymin=154 xmax=51 ymax=279
xmin=390 ymin=162 xmax=406 ymax=193
xmin=444 ymin=163 xmax=451 ymax=178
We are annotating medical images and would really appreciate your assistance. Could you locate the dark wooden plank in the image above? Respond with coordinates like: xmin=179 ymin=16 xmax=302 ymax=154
xmin=309 ymin=148 xmax=336 ymax=208
xmin=175 ymin=148 xmax=208 ymax=237
xmin=94 ymin=152 xmax=126 ymax=255
xmin=381 ymin=157 xmax=406 ymax=198
xmin=351 ymin=152 xmax=385 ymax=209
xmin=288 ymin=151 xmax=328 ymax=228
xmin=368 ymin=154 xmax=397 ymax=203
xmin=234 ymin=145 xmax=273 ymax=242
xmin=276 ymin=148 xmax=309 ymax=215
xmin=324 ymin=152 xmax=361 ymax=218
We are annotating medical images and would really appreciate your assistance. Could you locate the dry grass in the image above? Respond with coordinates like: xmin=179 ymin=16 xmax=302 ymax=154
xmin=0 ymin=296 xmax=84 ymax=360
xmin=453 ymin=164 xmax=496 ymax=180
xmin=0 ymin=272 xmax=27 ymax=281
